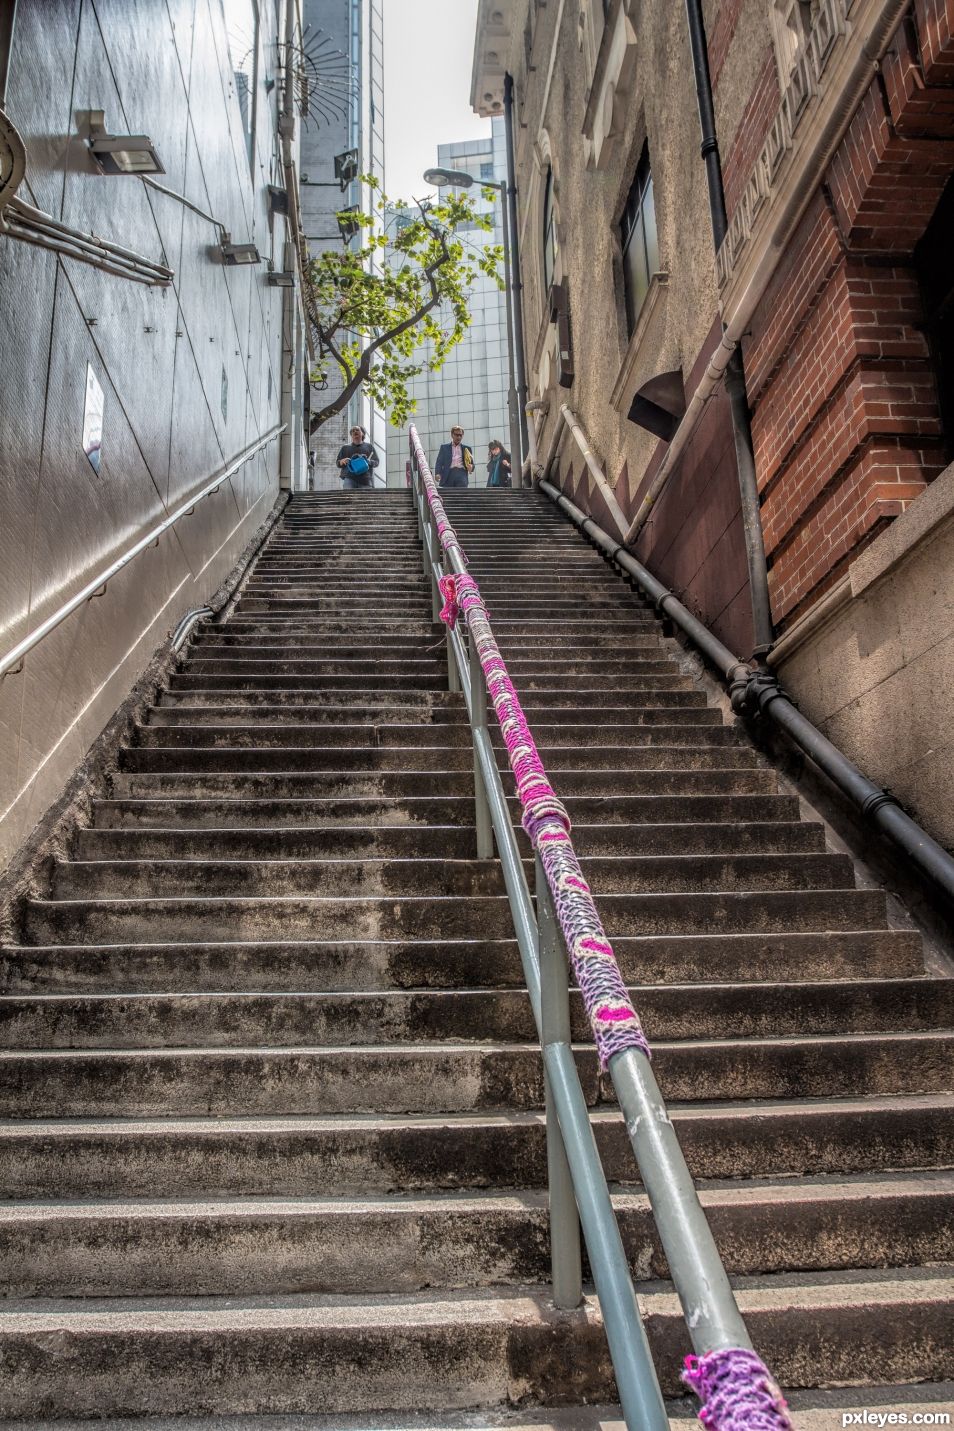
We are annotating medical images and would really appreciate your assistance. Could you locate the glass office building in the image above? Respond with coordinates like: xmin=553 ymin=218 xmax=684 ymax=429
xmin=386 ymin=119 xmax=510 ymax=487
xmin=300 ymin=0 xmax=386 ymax=486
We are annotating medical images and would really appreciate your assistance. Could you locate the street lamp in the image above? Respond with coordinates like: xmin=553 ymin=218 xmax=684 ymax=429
xmin=424 ymin=166 xmax=523 ymax=483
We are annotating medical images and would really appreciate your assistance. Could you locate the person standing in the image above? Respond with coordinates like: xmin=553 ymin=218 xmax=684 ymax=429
xmin=486 ymin=439 xmax=512 ymax=488
xmin=336 ymin=425 xmax=380 ymax=489
xmin=434 ymin=426 xmax=474 ymax=489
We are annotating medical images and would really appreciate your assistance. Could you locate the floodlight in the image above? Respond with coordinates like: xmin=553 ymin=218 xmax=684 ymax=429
xmin=334 ymin=148 xmax=359 ymax=190
xmin=267 ymin=270 xmax=296 ymax=287
xmin=336 ymin=206 xmax=361 ymax=242
xmin=89 ymin=111 xmax=164 ymax=175
xmin=219 ymin=234 xmax=261 ymax=265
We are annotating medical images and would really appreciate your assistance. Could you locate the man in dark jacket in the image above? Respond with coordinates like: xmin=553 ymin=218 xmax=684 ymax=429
xmin=336 ymin=425 xmax=380 ymax=488
xmin=433 ymin=426 xmax=474 ymax=488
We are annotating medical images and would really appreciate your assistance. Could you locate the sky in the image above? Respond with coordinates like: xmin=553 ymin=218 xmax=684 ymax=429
xmin=383 ymin=0 xmax=492 ymax=202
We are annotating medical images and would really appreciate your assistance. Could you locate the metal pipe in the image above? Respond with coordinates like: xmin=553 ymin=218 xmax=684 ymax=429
xmin=684 ymin=0 xmax=773 ymax=659
xmin=0 ymin=425 xmax=285 ymax=680
xmin=503 ymin=73 xmax=529 ymax=461
xmin=611 ymin=1048 xmax=753 ymax=1354
xmin=540 ymin=477 xmax=954 ymax=909
xmin=561 ymin=404 xmax=630 ymax=540
xmin=536 ymin=855 xmax=582 ymax=1309
xmin=170 ymin=606 xmax=213 ymax=653
xmin=0 ymin=0 xmax=18 ymax=112
xmin=2 ymin=195 xmax=173 ymax=285
xmin=496 ymin=179 xmax=523 ymax=485
xmin=470 ymin=639 xmax=495 ymax=858
xmin=543 ymin=1042 xmax=670 ymax=1431
xmin=624 ymin=0 xmax=909 ymax=548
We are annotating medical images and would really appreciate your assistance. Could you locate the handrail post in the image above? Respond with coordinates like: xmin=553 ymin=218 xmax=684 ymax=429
xmin=536 ymin=853 xmax=583 ymax=1309
xmin=469 ymin=636 xmax=494 ymax=859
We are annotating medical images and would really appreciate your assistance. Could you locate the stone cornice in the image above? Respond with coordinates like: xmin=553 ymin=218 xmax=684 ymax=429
xmin=717 ymin=0 xmax=889 ymax=311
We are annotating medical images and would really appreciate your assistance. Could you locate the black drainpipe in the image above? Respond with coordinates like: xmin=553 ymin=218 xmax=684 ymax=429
xmin=503 ymin=73 xmax=530 ymax=459
xmin=684 ymin=0 xmax=774 ymax=662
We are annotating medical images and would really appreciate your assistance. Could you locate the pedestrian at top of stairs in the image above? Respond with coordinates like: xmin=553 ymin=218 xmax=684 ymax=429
xmin=486 ymin=439 xmax=512 ymax=487
xmin=336 ymin=426 xmax=380 ymax=489
xmin=434 ymin=425 xmax=475 ymax=488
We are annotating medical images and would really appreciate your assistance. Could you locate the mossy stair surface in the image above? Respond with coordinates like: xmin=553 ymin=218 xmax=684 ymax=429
xmin=1 ymin=488 xmax=951 ymax=1419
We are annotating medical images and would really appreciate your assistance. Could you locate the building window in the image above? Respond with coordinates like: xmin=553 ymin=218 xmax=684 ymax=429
xmin=223 ymin=0 xmax=259 ymax=169
xmin=770 ymin=0 xmax=815 ymax=83
xmin=542 ymin=166 xmax=557 ymax=293
xmin=480 ymin=161 xmax=495 ymax=181
xmin=619 ymin=143 xmax=659 ymax=334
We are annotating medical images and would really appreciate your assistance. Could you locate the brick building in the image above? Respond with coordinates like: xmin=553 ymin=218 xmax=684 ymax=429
xmin=472 ymin=0 xmax=954 ymax=849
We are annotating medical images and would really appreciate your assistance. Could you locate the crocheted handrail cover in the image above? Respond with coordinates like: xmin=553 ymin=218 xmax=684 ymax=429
xmin=411 ymin=430 xmax=649 ymax=1068
xmin=410 ymin=430 xmax=795 ymax=1431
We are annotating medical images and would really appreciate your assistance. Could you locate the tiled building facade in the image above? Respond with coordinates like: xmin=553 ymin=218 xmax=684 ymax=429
xmin=300 ymin=0 xmax=386 ymax=486
xmin=385 ymin=121 xmax=510 ymax=487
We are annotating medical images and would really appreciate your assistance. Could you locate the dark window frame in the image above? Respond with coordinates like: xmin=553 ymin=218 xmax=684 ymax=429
xmin=619 ymin=142 xmax=659 ymax=335
xmin=542 ymin=165 xmax=556 ymax=294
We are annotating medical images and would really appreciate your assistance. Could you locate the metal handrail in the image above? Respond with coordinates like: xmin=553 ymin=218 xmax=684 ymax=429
xmin=408 ymin=425 xmax=789 ymax=1431
xmin=0 ymin=424 xmax=286 ymax=679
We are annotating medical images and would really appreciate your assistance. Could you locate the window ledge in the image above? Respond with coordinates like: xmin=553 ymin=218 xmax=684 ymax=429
xmin=582 ymin=0 xmax=638 ymax=171
xmin=609 ymin=272 xmax=670 ymax=413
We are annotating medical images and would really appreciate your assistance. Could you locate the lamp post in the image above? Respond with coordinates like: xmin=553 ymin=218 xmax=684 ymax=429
xmin=423 ymin=165 xmax=522 ymax=484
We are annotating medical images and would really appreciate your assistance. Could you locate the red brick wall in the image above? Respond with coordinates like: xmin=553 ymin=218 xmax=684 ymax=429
xmin=739 ymin=6 xmax=954 ymax=628
xmin=724 ymin=51 xmax=780 ymax=218
xmin=709 ymin=0 xmax=746 ymax=87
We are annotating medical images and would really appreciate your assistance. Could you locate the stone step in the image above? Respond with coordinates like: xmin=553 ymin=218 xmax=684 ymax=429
xmin=117 ymin=745 xmax=761 ymax=774
xmin=23 ymin=887 xmax=892 ymax=945
xmin=1 ymin=929 xmax=925 ymax=995
xmin=50 ymin=851 xmax=855 ymax=901
xmin=2 ymin=1028 xmax=950 ymax=1117
xmin=1 ymin=1096 xmax=950 ymax=1198
xmin=177 ymin=657 xmax=677 ymax=677
xmin=156 ymin=686 xmax=708 ymax=709
xmin=136 ymin=721 xmax=739 ymax=750
xmin=0 ymin=1270 xmax=950 ymax=1415
xmin=2 ymin=1172 xmax=951 ymax=1298
xmin=90 ymin=792 xmax=799 ymax=831
xmin=74 ymin=819 xmax=825 ymax=862
xmin=110 ymin=770 xmax=779 ymax=803
xmin=2 ymin=978 xmax=950 ymax=1049
xmin=146 ymin=703 xmax=716 ymax=728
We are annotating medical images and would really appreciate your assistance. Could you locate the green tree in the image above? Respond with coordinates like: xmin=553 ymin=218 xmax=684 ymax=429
xmin=305 ymin=178 xmax=503 ymax=434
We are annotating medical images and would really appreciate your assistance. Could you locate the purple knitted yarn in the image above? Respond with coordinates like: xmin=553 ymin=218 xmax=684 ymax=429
xmin=683 ymin=1349 xmax=792 ymax=1431
xmin=409 ymin=426 xmax=650 ymax=1070
xmin=438 ymin=574 xmax=460 ymax=629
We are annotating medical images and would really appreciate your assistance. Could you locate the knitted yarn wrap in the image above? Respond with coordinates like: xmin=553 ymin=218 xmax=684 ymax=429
xmin=411 ymin=430 xmax=792 ymax=1431
xmin=412 ymin=431 xmax=649 ymax=1069
xmin=683 ymin=1349 xmax=793 ymax=1431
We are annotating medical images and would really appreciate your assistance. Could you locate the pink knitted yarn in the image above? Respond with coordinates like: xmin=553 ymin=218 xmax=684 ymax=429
xmin=683 ymin=1349 xmax=792 ymax=1431
xmin=410 ymin=428 xmax=650 ymax=1069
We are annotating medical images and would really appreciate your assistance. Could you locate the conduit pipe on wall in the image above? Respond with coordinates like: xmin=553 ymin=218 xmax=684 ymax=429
xmin=542 ymin=477 xmax=954 ymax=911
xmin=0 ymin=425 xmax=285 ymax=681
xmin=623 ymin=0 xmax=910 ymax=549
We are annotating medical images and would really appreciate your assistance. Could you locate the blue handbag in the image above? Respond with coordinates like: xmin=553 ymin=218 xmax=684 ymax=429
xmin=348 ymin=454 xmax=370 ymax=476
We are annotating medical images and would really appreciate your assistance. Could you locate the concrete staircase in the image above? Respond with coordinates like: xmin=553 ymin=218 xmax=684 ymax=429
xmin=0 ymin=486 xmax=951 ymax=1424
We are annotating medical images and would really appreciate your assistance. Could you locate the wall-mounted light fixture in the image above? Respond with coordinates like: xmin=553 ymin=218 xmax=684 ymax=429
xmin=219 ymin=233 xmax=261 ymax=265
xmin=267 ymin=270 xmax=295 ymax=287
xmin=89 ymin=110 xmax=164 ymax=175
xmin=334 ymin=148 xmax=359 ymax=191
xmin=336 ymin=205 xmax=360 ymax=243
xmin=267 ymin=184 xmax=289 ymax=217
